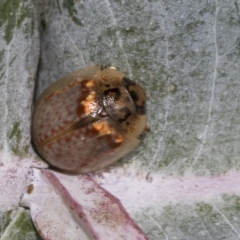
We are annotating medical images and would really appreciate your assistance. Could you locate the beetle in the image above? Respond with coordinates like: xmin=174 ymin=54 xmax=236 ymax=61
xmin=32 ymin=65 xmax=147 ymax=173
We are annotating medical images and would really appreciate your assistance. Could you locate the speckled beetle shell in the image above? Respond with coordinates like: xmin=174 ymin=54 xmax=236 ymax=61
xmin=32 ymin=65 xmax=147 ymax=173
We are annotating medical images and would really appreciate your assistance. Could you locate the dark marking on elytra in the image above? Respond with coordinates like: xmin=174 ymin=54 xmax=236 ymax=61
xmin=129 ymin=90 xmax=139 ymax=102
xmin=118 ymin=107 xmax=131 ymax=123
xmin=136 ymin=103 xmax=146 ymax=115
xmin=122 ymin=77 xmax=136 ymax=88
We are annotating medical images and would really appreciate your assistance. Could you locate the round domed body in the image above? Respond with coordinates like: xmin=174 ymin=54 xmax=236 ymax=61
xmin=32 ymin=65 xmax=147 ymax=173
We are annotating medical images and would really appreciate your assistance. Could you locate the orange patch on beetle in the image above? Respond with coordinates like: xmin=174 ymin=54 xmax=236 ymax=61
xmin=77 ymin=80 xmax=97 ymax=117
xmin=92 ymin=121 xmax=123 ymax=147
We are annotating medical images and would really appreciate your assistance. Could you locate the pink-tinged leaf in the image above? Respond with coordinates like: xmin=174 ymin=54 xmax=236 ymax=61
xmin=0 ymin=153 xmax=47 ymax=213
xmin=20 ymin=168 xmax=148 ymax=240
